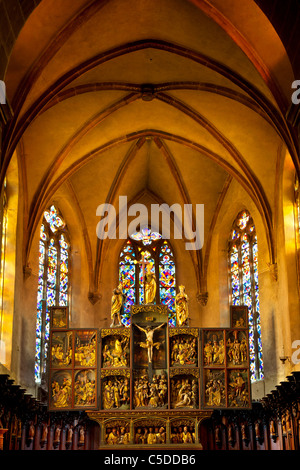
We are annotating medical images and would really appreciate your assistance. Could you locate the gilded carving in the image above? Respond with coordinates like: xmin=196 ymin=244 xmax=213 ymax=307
xmin=170 ymin=375 xmax=198 ymax=409
xmin=175 ymin=285 xmax=189 ymax=327
xmin=131 ymin=304 xmax=170 ymax=315
xmin=169 ymin=328 xmax=198 ymax=337
xmin=50 ymin=331 xmax=73 ymax=368
xmin=102 ymin=376 xmax=130 ymax=410
xmin=226 ymin=330 xmax=248 ymax=367
xmin=170 ymin=334 xmax=197 ymax=366
xmin=203 ymin=330 xmax=225 ymax=366
xmin=133 ymin=372 xmax=168 ymax=409
xmin=102 ymin=333 xmax=130 ymax=368
xmin=105 ymin=421 xmax=131 ymax=445
xmin=74 ymin=369 xmax=96 ymax=407
xmin=204 ymin=369 xmax=226 ymax=408
xmin=227 ymin=370 xmax=250 ymax=408
xmin=50 ymin=370 xmax=73 ymax=409
xmin=134 ymin=425 xmax=165 ymax=444
xmin=74 ymin=330 xmax=97 ymax=367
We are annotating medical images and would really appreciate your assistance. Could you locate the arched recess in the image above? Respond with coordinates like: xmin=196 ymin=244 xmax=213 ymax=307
xmin=94 ymin=187 xmax=200 ymax=326
xmin=279 ymin=149 xmax=300 ymax=372
xmin=205 ymin=177 xmax=271 ymax=381
xmin=118 ymin=234 xmax=177 ymax=326
xmin=0 ymin=151 xmax=19 ymax=372
xmin=228 ymin=209 xmax=264 ymax=382
xmin=34 ymin=205 xmax=71 ymax=384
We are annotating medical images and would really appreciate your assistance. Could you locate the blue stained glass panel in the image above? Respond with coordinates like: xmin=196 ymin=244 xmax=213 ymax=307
xmin=159 ymin=242 xmax=176 ymax=325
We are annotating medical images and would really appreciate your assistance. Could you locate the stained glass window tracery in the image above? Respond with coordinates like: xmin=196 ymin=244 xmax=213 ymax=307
xmin=35 ymin=206 xmax=70 ymax=383
xmin=130 ymin=227 xmax=162 ymax=245
xmin=119 ymin=229 xmax=176 ymax=326
xmin=228 ymin=210 xmax=264 ymax=382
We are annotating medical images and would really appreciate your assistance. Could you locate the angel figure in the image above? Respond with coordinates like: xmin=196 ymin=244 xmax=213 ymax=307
xmin=135 ymin=323 xmax=165 ymax=363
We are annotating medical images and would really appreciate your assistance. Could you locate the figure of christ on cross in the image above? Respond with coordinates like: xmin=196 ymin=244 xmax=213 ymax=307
xmin=135 ymin=323 xmax=166 ymax=363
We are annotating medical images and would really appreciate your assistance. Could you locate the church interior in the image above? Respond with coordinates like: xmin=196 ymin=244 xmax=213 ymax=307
xmin=0 ymin=0 xmax=300 ymax=451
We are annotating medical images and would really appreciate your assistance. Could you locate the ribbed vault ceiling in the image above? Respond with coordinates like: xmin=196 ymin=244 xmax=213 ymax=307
xmin=2 ymin=0 xmax=298 ymax=296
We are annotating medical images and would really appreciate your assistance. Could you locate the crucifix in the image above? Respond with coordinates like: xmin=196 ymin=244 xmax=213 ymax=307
xmin=135 ymin=322 xmax=165 ymax=380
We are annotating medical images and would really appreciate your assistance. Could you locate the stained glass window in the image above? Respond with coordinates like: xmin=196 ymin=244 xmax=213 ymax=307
xmin=119 ymin=229 xmax=176 ymax=326
xmin=119 ymin=239 xmax=136 ymax=326
xmin=35 ymin=206 xmax=70 ymax=383
xmin=228 ymin=210 xmax=264 ymax=382
xmin=159 ymin=241 xmax=176 ymax=326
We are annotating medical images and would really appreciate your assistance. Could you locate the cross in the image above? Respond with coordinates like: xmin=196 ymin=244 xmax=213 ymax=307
xmin=134 ymin=253 xmax=151 ymax=304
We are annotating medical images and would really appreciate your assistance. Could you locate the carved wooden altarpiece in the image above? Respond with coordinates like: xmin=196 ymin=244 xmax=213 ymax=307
xmin=48 ymin=304 xmax=251 ymax=448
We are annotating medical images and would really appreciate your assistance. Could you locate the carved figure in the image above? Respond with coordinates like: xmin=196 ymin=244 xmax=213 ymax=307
xmin=107 ymin=427 xmax=119 ymax=445
xmin=102 ymin=336 xmax=129 ymax=367
xmin=66 ymin=426 xmax=73 ymax=446
xmin=135 ymin=323 xmax=165 ymax=363
xmin=51 ymin=377 xmax=72 ymax=408
xmin=74 ymin=334 xmax=96 ymax=367
xmin=182 ymin=426 xmax=193 ymax=443
xmin=133 ymin=374 xmax=168 ymax=408
xmin=118 ymin=426 xmax=130 ymax=445
xmin=103 ymin=377 xmax=130 ymax=409
xmin=173 ymin=378 xmax=195 ymax=408
xmin=40 ymin=423 xmax=48 ymax=444
xmin=204 ymin=341 xmax=213 ymax=365
xmin=175 ymin=285 xmax=189 ymax=326
xmin=171 ymin=336 xmax=197 ymax=366
xmin=144 ymin=263 xmax=156 ymax=304
xmin=111 ymin=282 xmax=126 ymax=327
xmin=205 ymin=379 xmax=225 ymax=407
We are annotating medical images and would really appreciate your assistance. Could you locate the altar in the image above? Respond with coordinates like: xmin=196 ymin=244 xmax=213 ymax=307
xmin=48 ymin=298 xmax=251 ymax=449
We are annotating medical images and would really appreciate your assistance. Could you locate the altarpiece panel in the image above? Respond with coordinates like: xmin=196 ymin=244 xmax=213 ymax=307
xmin=49 ymin=328 xmax=98 ymax=411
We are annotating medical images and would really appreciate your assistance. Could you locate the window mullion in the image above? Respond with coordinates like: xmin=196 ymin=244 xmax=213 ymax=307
xmin=238 ymin=240 xmax=243 ymax=305
xmin=249 ymin=236 xmax=260 ymax=381
xmin=56 ymin=236 xmax=61 ymax=306
xmin=40 ymin=235 xmax=49 ymax=381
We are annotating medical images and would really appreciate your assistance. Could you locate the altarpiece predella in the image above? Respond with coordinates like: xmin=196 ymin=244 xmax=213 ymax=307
xmin=48 ymin=296 xmax=251 ymax=448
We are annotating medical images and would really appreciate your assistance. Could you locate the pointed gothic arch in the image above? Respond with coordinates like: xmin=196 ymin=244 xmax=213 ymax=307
xmin=228 ymin=209 xmax=264 ymax=382
xmin=35 ymin=205 xmax=71 ymax=383
xmin=119 ymin=229 xmax=176 ymax=327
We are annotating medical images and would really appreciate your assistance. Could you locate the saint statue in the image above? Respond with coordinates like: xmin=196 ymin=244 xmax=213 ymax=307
xmin=110 ymin=281 xmax=126 ymax=327
xmin=135 ymin=323 xmax=165 ymax=363
xmin=144 ymin=263 xmax=156 ymax=304
xmin=175 ymin=285 xmax=189 ymax=326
